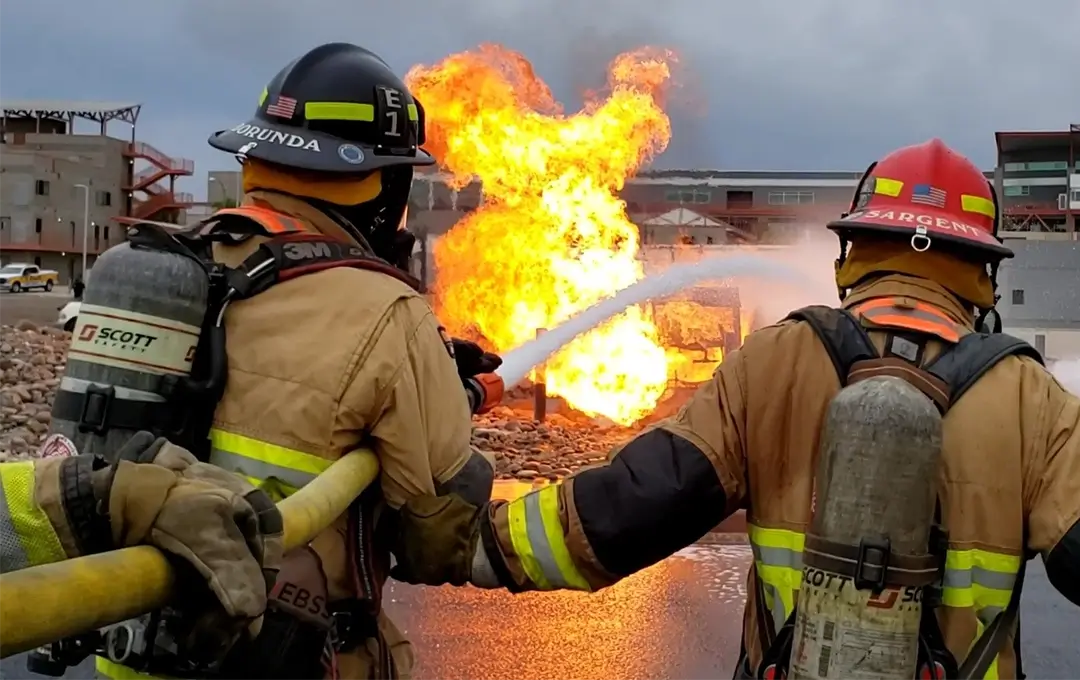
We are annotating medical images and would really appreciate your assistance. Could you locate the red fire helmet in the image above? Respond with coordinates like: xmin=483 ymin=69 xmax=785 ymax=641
xmin=828 ymin=138 xmax=1013 ymax=260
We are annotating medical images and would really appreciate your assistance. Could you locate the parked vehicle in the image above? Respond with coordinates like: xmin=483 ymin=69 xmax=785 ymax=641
xmin=57 ymin=301 xmax=82 ymax=332
xmin=0 ymin=263 xmax=58 ymax=293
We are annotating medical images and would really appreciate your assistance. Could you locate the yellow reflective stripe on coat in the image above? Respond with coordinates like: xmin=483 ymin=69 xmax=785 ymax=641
xmin=748 ymin=522 xmax=1018 ymax=677
xmin=208 ymin=429 xmax=333 ymax=495
xmin=0 ymin=461 xmax=66 ymax=572
xmin=506 ymin=485 xmax=590 ymax=591
xmin=96 ymin=655 xmax=165 ymax=679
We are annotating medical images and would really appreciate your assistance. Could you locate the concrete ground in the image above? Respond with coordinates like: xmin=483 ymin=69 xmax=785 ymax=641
xmin=0 ymin=288 xmax=74 ymax=328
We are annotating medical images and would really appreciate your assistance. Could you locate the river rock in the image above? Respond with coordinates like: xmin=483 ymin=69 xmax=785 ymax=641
xmin=0 ymin=324 xmax=677 ymax=478
xmin=0 ymin=324 xmax=68 ymax=461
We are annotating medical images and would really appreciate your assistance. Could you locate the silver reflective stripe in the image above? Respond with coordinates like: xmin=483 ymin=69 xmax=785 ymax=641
xmin=767 ymin=583 xmax=787 ymax=630
xmin=752 ymin=543 xmax=803 ymax=571
xmin=943 ymin=566 xmax=1016 ymax=592
xmin=60 ymin=377 xmax=166 ymax=402
xmin=0 ymin=480 xmax=30 ymax=572
xmin=523 ymin=491 xmax=570 ymax=588
xmin=209 ymin=448 xmax=317 ymax=490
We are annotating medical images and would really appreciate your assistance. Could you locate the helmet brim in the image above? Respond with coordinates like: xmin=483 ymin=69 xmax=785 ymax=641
xmin=208 ymin=117 xmax=435 ymax=174
xmin=828 ymin=207 xmax=1013 ymax=259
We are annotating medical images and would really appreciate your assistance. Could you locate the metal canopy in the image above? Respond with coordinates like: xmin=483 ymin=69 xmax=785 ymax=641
xmin=0 ymin=100 xmax=141 ymax=126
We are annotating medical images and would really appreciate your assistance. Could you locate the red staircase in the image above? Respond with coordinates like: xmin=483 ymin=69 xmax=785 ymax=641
xmin=125 ymin=142 xmax=195 ymax=221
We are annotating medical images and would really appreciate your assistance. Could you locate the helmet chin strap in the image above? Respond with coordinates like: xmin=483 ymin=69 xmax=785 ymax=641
xmin=974 ymin=261 xmax=1003 ymax=333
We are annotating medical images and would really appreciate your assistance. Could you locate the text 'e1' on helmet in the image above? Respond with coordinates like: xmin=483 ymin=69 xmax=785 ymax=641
xmin=208 ymin=42 xmax=436 ymax=175
xmin=828 ymin=138 xmax=1013 ymax=260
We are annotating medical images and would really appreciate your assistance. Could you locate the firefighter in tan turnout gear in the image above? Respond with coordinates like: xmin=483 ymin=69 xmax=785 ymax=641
xmin=393 ymin=139 xmax=1080 ymax=679
xmin=41 ymin=43 xmax=502 ymax=680
xmin=197 ymin=44 xmax=503 ymax=680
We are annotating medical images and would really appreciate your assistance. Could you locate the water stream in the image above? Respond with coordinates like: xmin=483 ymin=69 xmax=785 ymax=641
xmin=495 ymin=253 xmax=817 ymax=388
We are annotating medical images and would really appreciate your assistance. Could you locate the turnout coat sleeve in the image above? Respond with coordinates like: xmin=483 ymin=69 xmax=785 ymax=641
xmin=1020 ymin=358 xmax=1080 ymax=605
xmin=340 ymin=294 xmax=476 ymax=510
xmin=484 ymin=339 xmax=753 ymax=591
xmin=0 ymin=457 xmax=76 ymax=572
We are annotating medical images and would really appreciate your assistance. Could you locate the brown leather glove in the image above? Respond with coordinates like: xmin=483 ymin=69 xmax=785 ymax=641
xmin=392 ymin=493 xmax=489 ymax=587
xmin=99 ymin=432 xmax=284 ymax=663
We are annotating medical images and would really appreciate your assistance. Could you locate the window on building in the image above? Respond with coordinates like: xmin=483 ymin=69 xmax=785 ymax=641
xmin=0 ymin=217 xmax=8 ymax=232
xmin=1003 ymin=161 xmax=1069 ymax=172
xmin=35 ymin=218 xmax=42 ymax=233
xmin=1003 ymin=185 xmax=1031 ymax=197
xmin=94 ymin=225 xmax=100 ymax=240
xmin=726 ymin=190 xmax=753 ymax=209
xmin=1034 ymin=334 xmax=1046 ymax=354
xmin=1027 ymin=161 xmax=1068 ymax=172
xmin=768 ymin=191 xmax=815 ymax=205
xmin=103 ymin=226 xmax=110 ymax=240
xmin=706 ymin=236 xmax=714 ymax=244
xmin=35 ymin=180 xmax=50 ymax=196
xmin=1011 ymin=289 xmax=1025 ymax=305
xmin=96 ymin=190 xmax=112 ymax=207
xmin=665 ymin=189 xmax=710 ymax=204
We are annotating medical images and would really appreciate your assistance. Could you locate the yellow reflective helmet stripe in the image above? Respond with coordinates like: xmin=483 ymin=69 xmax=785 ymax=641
xmin=961 ymin=194 xmax=996 ymax=220
xmin=0 ymin=461 xmax=66 ymax=570
xmin=208 ymin=429 xmax=333 ymax=497
xmin=303 ymin=102 xmax=419 ymax=123
xmin=874 ymin=177 xmax=905 ymax=197
xmin=506 ymin=485 xmax=589 ymax=591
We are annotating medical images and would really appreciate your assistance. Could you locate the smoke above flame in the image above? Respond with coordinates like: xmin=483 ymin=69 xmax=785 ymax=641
xmin=406 ymin=45 xmax=680 ymax=424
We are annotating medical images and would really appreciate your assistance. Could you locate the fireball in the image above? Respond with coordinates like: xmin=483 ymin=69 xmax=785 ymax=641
xmin=406 ymin=44 xmax=676 ymax=424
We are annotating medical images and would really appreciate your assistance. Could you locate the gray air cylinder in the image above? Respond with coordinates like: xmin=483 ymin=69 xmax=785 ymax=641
xmin=49 ymin=239 xmax=209 ymax=459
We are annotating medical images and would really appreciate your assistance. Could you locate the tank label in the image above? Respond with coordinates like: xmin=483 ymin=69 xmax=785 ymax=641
xmin=39 ymin=433 xmax=79 ymax=459
xmin=68 ymin=303 xmax=201 ymax=376
xmin=789 ymin=566 xmax=922 ymax=679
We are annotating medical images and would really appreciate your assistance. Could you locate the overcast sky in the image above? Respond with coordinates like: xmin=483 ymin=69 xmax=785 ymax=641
xmin=2 ymin=0 xmax=1078 ymax=198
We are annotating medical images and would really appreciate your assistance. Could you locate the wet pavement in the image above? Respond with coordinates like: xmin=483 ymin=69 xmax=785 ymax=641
xmin=4 ymin=541 xmax=1077 ymax=679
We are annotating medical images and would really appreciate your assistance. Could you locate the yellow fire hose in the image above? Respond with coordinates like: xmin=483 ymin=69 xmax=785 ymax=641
xmin=0 ymin=449 xmax=380 ymax=659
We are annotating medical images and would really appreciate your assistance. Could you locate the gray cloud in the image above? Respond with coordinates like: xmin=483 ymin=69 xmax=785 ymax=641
xmin=2 ymin=0 xmax=1077 ymax=197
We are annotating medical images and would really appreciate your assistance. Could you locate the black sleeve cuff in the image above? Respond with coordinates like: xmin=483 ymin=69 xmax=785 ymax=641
xmin=573 ymin=428 xmax=729 ymax=577
xmin=59 ymin=455 xmax=114 ymax=556
xmin=1045 ymin=516 xmax=1080 ymax=606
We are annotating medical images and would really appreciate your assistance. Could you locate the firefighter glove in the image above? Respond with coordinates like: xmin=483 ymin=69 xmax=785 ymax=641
xmin=99 ymin=432 xmax=284 ymax=663
xmin=391 ymin=493 xmax=489 ymax=587
xmin=451 ymin=338 xmax=503 ymax=378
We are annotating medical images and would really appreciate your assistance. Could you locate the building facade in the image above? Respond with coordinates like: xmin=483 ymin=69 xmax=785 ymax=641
xmin=207 ymin=169 xmax=243 ymax=207
xmin=994 ymin=126 xmax=1080 ymax=234
xmin=996 ymin=240 xmax=1080 ymax=360
xmin=0 ymin=102 xmax=194 ymax=283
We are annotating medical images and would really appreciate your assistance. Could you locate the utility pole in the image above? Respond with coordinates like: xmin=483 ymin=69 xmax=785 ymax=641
xmin=74 ymin=183 xmax=90 ymax=279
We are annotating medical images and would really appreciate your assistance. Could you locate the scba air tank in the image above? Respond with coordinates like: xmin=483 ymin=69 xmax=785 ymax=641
xmin=49 ymin=239 xmax=210 ymax=459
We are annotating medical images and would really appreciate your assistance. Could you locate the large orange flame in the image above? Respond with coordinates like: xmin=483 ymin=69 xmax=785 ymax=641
xmin=406 ymin=45 xmax=680 ymax=424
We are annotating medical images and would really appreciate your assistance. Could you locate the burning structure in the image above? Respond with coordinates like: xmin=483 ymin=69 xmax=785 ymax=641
xmin=404 ymin=45 xmax=797 ymax=426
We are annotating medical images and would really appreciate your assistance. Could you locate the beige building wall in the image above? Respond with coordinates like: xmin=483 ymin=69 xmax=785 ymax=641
xmin=1 ymin=133 xmax=131 ymax=281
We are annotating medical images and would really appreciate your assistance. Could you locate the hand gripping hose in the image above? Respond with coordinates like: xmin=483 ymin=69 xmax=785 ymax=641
xmin=0 ymin=449 xmax=379 ymax=658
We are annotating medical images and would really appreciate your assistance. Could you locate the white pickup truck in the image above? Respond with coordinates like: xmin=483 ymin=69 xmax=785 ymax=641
xmin=0 ymin=263 xmax=59 ymax=293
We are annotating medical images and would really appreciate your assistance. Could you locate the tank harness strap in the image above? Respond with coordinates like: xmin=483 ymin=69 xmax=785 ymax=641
xmin=746 ymin=305 xmax=1041 ymax=680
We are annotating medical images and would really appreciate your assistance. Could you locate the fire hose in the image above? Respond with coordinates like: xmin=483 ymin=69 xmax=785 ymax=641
xmin=0 ymin=449 xmax=379 ymax=658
